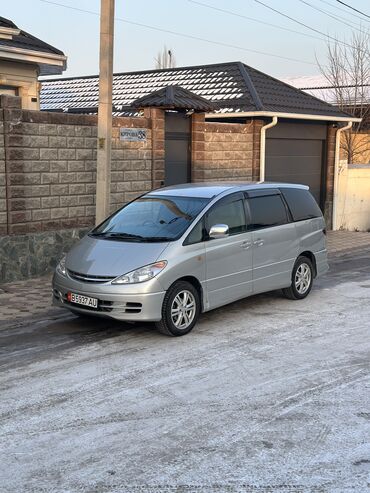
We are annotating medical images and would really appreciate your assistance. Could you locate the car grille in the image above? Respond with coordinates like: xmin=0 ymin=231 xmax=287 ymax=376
xmin=67 ymin=269 xmax=116 ymax=284
xmin=53 ymin=289 xmax=142 ymax=314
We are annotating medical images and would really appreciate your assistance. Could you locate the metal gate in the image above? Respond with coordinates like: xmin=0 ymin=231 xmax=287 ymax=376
xmin=266 ymin=121 xmax=327 ymax=207
xmin=164 ymin=112 xmax=191 ymax=186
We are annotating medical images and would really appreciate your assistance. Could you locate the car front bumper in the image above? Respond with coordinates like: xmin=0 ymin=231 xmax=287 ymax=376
xmin=52 ymin=271 xmax=165 ymax=322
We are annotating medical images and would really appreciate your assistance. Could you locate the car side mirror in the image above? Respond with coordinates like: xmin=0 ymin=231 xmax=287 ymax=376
xmin=209 ymin=224 xmax=229 ymax=239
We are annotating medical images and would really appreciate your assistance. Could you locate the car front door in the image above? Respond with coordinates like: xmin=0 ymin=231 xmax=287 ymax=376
xmin=245 ymin=190 xmax=299 ymax=294
xmin=204 ymin=193 xmax=253 ymax=310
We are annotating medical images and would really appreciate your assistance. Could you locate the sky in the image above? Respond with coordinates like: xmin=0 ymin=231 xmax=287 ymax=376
xmin=2 ymin=0 xmax=370 ymax=79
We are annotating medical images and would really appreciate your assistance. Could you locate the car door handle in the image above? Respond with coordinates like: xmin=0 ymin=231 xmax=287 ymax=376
xmin=240 ymin=240 xmax=252 ymax=249
xmin=253 ymin=239 xmax=264 ymax=247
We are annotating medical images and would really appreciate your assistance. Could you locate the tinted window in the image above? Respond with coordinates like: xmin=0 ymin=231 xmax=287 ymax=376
xmin=247 ymin=194 xmax=288 ymax=230
xmin=281 ymin=188 xmax=322 ymax=221
xmin=207 ymin=199 xmax=246 ymax=235
xmin=91 ymin=195 xmax=210 ymax=242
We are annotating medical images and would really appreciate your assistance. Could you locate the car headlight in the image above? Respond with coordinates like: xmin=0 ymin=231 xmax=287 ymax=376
xmin=111 ymin=260 xmax=167 ymax=284
xmin=56 ymin=255 xmax=67 ymax=276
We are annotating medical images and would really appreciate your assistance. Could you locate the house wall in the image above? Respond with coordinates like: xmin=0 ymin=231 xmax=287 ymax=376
xmin=0 ymin=60 xmax=40 ymax=110
xmin=336 ymin=163 xmax=370 ymax=231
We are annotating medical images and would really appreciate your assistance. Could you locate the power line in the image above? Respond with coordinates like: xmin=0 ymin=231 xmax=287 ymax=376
xmin=253 ymin=0 xmax=365 ymax=50
xmin=188 ymin=0 xmax=325 ymax=43
xmin=297 ymin=0 xmax=365 ymax=31
xmin=317 ymin=0 xmax=370 ymax=22
xmin=37 ymin=0 xmax=320 ymax=67
xmin=335 ymin=0 xmax=370 ymax=19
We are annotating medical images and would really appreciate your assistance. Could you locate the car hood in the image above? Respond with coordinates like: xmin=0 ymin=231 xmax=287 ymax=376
xmin=66 ymin=235 xmax=170 ymax=277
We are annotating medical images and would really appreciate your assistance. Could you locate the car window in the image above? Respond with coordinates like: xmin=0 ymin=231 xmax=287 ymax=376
xmin=207 ymin=198 xmax=246 ymax=236
xmin=184 ymin=219 xmax=204 ymax=245
xmin=91 ymin=195 xmax=210 ymax=242
xmin=281 ymin=188 xmax=322 ymax=221
xmin=247 ymin=194 xmax=288 ymax=230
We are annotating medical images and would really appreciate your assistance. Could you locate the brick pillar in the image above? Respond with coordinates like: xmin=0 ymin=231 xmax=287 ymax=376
xmin=191 ymin=113 xmax=205 ymax=182
xmin=145 ymin=108 xmax=165 ymax=189
xmin=1 ymin=96 xmax=24 ymax=235
xmin=324 ymin=124 xmax=336 ymax=228
xmin=0 ymin=99 xmax=6 ymax=235
xmin=251 ymin=119 xmax=264 ymax=182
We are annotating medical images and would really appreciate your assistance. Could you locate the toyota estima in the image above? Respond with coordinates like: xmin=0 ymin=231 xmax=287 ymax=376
xmin=53 ymin=182 xmax=328 ymax=336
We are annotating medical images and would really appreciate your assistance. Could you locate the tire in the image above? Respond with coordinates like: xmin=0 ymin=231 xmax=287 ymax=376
xmin=282 ymin=256 xmax=314 ymax=300
xmin=155 ymin=281 xmax=201 ymax=336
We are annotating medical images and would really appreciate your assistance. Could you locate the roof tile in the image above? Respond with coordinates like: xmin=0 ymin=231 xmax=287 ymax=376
xmin=40 ymin=61 xmax=350 ymax=118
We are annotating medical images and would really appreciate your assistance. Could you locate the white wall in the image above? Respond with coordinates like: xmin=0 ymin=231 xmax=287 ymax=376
xmin=336 ymin=163 xmax=370 ymax=232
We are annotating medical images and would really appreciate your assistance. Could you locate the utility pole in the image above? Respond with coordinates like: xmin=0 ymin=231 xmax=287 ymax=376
xmin=95 ymin=0 xmax=115 ymax=224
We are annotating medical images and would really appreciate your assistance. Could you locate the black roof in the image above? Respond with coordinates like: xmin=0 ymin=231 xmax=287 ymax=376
xmin=40 ymin=61 xmax=351 ymax=118
xmin=131 ymin=85 xmax=216 ymax=112
xmin=0 ymin=16 xmax=64 ymax=56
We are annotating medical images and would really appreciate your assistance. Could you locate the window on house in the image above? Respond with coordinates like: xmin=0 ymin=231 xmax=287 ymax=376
xmin=0 ymin=85 xmax=18 ymax=96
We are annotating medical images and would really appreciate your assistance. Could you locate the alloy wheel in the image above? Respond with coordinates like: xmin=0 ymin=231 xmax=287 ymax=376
xmin=170 ymin=290 xmax=196 ymax=330
xmin=295 ymin=262 xmax=311 ymax=295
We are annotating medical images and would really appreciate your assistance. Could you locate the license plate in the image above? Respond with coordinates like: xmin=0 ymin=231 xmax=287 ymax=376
xmin=67 ymin=292 xmax=98 ymax=308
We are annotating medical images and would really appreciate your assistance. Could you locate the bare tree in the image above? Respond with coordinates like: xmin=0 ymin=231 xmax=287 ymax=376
xmin=155 ymin=46 xmax=176 ymax=70
xmin=318 ymin=30 xmax=370 ymax=163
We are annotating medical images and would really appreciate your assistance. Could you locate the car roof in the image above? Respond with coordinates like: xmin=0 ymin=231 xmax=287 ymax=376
xmin=147 ymin=182 xmax=309 ymax=199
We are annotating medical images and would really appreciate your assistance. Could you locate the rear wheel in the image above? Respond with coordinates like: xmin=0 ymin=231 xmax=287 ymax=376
xmin=283 ymin=256 xmax=314 ymax=300
xmin=155 ymin=281 xmax=200 ymax=336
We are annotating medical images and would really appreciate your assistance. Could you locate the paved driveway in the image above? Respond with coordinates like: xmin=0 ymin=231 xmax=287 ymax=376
xmin=0 ymin=250 xmax=369 ymax=492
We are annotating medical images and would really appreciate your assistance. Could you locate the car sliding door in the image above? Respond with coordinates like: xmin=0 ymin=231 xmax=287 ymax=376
xmin=245 ymin=190 xmax=299 ymax=294
xmin=204 ymin=193 xmax=253 ymax=310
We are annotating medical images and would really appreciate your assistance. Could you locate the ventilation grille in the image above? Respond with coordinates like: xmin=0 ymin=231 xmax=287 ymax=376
xmin=67 ymin=269 xmax=115 ymax=283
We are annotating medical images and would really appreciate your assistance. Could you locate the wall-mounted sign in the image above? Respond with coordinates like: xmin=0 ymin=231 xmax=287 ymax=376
xmin=120 ymin=128 xmax=147 ymax=142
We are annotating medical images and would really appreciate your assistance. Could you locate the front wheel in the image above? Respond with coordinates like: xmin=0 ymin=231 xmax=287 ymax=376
xmin=283 ymin=256 xmax=314 ymax=300
xmin=155 ymin=281 xmax=200 ymax=336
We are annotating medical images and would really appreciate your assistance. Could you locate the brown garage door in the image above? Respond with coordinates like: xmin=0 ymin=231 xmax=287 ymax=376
xmin=266 ymin=121 xmax=327 ymax=206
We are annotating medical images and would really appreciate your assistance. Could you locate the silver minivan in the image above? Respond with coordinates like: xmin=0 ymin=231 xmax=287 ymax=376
xmin=53 ymin=182 xmax=328 ymax=336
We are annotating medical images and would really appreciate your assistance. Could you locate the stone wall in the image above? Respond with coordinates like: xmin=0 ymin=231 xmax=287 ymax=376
xmin=203 ymin=121 xmax=254 ymax=181
xmin=0 ymin=95 xmax=155 ymax=283
xmin=0 ymin=227 xmax=88 ymax=282
xmin=0 ymin=112 xmax=6 ymax=235
xmin=1 ymin=95 xmax=152 ymax=235
xmin=192 ymin=115 xmax=260 ymax=182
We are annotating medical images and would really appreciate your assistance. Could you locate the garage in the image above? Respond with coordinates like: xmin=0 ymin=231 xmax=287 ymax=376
xmin=265 ymin=121 xmax=327 ymax=207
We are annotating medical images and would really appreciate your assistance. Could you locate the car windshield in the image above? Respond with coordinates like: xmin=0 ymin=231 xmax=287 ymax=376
xmin=90 ymin=195 xmax=210 ymax=242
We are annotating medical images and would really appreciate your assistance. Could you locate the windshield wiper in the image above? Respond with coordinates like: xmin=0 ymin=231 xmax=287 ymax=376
xmin=89 ymin=232 xmax=145 ymax=241
xmin=89 ymin=231 xmax=109 ymax=237
xmin=89 ymin=232 xmax=173 ymax=242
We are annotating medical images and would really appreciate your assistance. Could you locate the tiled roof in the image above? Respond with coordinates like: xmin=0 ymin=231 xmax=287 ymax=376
xmin=0 ymin=16 xmax=64 ymax=56
xmin=131 ymin=85 xmax=216 ymax=112
xmin=40 ymin=61 xmax=351 ymax=118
